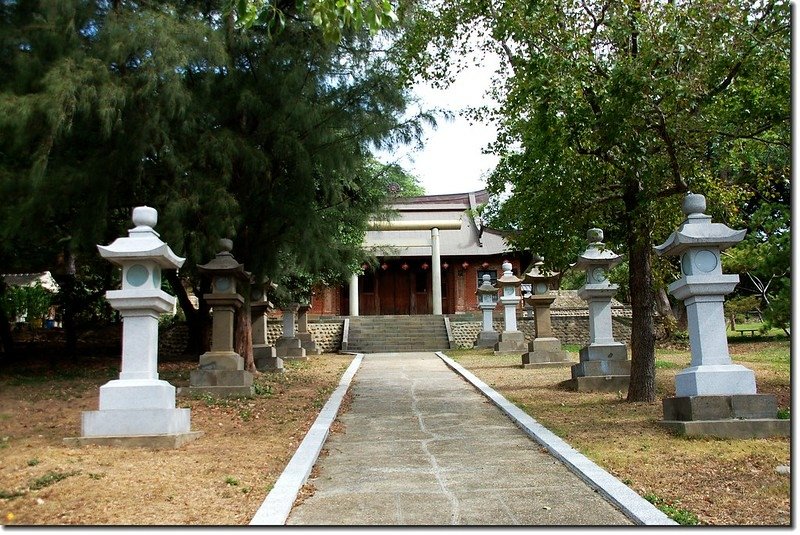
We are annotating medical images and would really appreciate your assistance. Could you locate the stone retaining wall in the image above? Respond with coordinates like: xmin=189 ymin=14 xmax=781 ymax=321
xmin=160 ymin=312 xmax=639 ymax=354
xmin=158 ymin=320 xmax=344 ymax=357
xmin=448 ymin=313 xmax=634 ymax=350
xmin=265 ymin=321 xmax=344 ymax=354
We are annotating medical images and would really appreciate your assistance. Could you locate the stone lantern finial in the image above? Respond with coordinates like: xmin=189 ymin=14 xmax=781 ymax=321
xmin=587 ymin=228 xmax=603 ymax=243
xmin=132 ymin=206 xmax=158 ymax=229
xmin=682 ymin=192 xmax=706 ymax=216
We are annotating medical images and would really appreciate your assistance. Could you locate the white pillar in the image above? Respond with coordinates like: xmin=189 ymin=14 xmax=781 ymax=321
xmin=431 ymin=228 xmax=442 ymax=315
xmin=349 ymin=273 xmax=359 ymax=316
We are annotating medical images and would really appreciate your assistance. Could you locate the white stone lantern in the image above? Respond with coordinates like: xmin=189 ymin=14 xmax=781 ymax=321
xmin=493 ymin=261 xmax=527 ymax=353
xmin=67 ymin=206 xmax=200 ymax=447
xmin=654 ymin=193 xmax=787 ymax=437
xmin=570 ymin=229 xmax=629 ymax=392
xmin=521 ymin=259 xmax=569 ymax=368
xmin=474 ymin=274 xmax=499 ymax=348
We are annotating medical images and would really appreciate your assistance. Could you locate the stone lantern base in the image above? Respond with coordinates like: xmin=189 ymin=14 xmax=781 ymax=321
xmin=474 ymin=331 xmax=499 ymax=348
xmin=64 ymin=379 xmax=203 ymax=448
xmin=521 ymin=338 xmax=571 ymax=368
xmin=567 ymin=342 xmax=630 ymax=392
xmin=254 ymin=345 xmax=284 ymax=372
xmin=494 ymin=331 xmax=528 ymax=354
xmin=296 ymin=332 xmax=322 ymax=355
xmin=660 ymin=394 xmax=790 ymax=439
xmin=275 ymin=336 xmax=308 ymax=360
xmin=183 ymin=350 xmax=255 ymax=397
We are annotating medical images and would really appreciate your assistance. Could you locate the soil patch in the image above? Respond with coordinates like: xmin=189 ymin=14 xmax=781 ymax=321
xmin=447 ymin=339 xmax=791 ymax=526
xmin=0 ymin=350 xmax=353 ymax=525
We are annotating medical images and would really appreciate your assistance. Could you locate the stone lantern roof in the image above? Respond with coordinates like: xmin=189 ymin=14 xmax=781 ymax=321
xmin=475 ymin=274 xmax=498 ymax=296
xmin=523 ymin=257 xmax=559 ymax=284
xmin=574 ymin=228 xmax=622 ymax=270
xmin=197 ymin=239 xmax=250 ymax=281
xmin=654 ymin=193 xmax=746 ymax=257
xmin=97 ymin=206 xmax=184 ymax=269
xmin=497 ymin=261 xmax=522 ymax=287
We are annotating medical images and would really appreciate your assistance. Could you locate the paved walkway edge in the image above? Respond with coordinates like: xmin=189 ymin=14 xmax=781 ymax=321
xmin=436 ymin=352 xmax=677 ymax=526
xmin=249 ymin=353 xmax=364 ymax=525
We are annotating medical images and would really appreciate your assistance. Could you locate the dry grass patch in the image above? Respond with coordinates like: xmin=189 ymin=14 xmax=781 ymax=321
xmin=0 ymin=353 xmax=352 ymax=525
xmin=447 ymin=339 xmax=790 ymax=526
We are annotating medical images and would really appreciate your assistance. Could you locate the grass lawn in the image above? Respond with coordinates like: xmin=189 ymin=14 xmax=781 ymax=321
xmin=444 ymin=338 xmax=791 ymax=526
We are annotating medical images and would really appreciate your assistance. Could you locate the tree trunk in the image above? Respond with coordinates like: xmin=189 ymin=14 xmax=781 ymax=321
xmin=235 ymin=302 xmax=257 ymax=374
xmin=0 ymin=282 xmax=14 ymax=358
xmin=655 ymin=286 xmax=676 ymax=337
xmin=166 ymin=270 xmax=207 ymax=356
xmin=63 ymin=250 xmax=78 ymax=360
xmin=625 ymin=197 xmax=657 ymax=403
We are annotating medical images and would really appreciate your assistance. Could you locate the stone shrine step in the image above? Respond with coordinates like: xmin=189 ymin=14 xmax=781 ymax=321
xmin=345 ymin=315 xmax=450 ymax=353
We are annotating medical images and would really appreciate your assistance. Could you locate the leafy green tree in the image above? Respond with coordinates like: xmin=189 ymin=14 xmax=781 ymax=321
xmin=0 ymin=0 xmax=430 ymax=356
xmin=399 ymin=0 xmax=789 ymax=401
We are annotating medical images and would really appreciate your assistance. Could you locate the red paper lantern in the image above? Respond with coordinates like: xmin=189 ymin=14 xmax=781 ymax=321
xmin=381 ymin=262 xmax=389 ymax=270
xmin=461 ymin=261 xmax=470 ymax=270
xmin=421 ymin=263 xmax=429 ymax=270
xmin=481 ymin=261 xmax=490 ymax=269
xmin=401 ymin=262 xmax=409 ymax=271
xmin=442 ymin=262 xmax=449 ymax=270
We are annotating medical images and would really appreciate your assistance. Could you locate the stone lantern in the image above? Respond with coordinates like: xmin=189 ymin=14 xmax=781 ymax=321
xmin=654 ymin=193 xmax=788 ymax=438
xmin=66 ymin=206 xmax=201 ymax=448
xmin=569 ymin=229 xmax=630 ymax=392
xmin=474 ymin=274 xmax=499 ymax=348
xmin=296 ymin=298 xmax=322 ymax=355
xmin=251 ymin=281 xmax=283 ymax=372
xmin=275 ymin=302 xmax=307 ymax=360
xmin=188 ymin=239 xmax=254 ymax=397
xmin=494 ymin=261 xmax=528 ymax=353
xmin=520 ymin=259 xmax=570 ymax=368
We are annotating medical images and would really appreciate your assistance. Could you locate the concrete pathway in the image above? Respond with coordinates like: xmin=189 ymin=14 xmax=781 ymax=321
xmin=285 ymin=352 xmax=636 ymax=526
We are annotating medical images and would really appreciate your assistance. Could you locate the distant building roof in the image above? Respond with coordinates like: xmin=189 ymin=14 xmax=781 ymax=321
xmin=2 ymin=272 xmax=60 ymax=292
xmin=365 ymin=189 xmax=512 ymax=257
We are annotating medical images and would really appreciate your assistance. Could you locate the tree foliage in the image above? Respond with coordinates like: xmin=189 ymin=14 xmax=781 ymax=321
xmin=398 ymin=0 xmax=790 ymax=401
xmin=0 ymin=0 xmax=431 ymax=353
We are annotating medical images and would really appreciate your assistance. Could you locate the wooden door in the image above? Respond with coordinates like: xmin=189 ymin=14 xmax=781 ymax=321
xmin=413 ymin=270 xmax=430 ymax=314
xmin=378 ymin=270 xmax=411 ymax=315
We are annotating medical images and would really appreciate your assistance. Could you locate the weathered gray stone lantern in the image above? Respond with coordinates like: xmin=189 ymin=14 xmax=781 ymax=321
xmin=275 ymin=302 xmax=307 ymax=360
xmin=520 ymin=259 xmax=570 ymax=368
xmin=188 ymin=239 xmax=254 ymax=397
xmin=251 ymin=281 xmax=283 ymax=372
xmin=494 ymin=261 xmax=527 ymax=353
xmin=474 ymin=274 xmax=499 ymax=348
xmin=66 ymin=206 xmax=201 ymax=448
xmin=569 ymin=229 xmax=630 ymax=392
xmin=654 ymin=193 xmax=788 ymax=438
xmin=296 ymin=298 xmax=322 ymax=355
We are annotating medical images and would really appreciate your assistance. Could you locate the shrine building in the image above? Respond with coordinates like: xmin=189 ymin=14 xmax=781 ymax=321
xmin=308 ymin=189 xmax=527 ymax=316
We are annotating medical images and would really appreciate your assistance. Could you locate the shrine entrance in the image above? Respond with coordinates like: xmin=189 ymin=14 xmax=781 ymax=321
xmin=342 ymin=260 xmax=455 ymax=316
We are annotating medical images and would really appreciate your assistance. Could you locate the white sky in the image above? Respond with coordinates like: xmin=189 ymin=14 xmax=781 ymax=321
xmin=375 ymin=52 xmax=503 ymax=195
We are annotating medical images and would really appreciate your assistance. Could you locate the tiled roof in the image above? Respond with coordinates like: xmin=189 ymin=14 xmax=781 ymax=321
xmin=2 ymin=272 xmax=60 ymax=292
